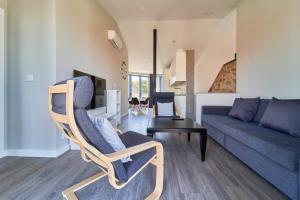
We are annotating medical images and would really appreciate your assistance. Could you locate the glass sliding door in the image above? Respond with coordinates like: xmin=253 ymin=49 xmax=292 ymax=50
xmin=129 ymin=74 xmax=162 ymax=98
xmin=141 ymin=76 xmax=149 ymax=98
xmin=130 ymin=75 xmax=140 ymax=98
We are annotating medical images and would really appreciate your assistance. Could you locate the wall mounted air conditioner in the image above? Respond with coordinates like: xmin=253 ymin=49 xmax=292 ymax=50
xmin=107 ymin=30 xmax=123 ymax=50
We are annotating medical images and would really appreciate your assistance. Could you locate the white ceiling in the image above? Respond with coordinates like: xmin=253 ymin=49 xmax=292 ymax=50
xmin=118 ymin=19 xmax=221 ymax=74
xmin=97 ymin=0 xmax=240 ymax=21
xmin=97 ymin=0 xmax=239 ymax=74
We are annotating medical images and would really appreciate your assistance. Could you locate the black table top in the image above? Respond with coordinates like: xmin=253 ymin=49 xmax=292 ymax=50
xmin=147 ymin=118 xmax=206 ymax=133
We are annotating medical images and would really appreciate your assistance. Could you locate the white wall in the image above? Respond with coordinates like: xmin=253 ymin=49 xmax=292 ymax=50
xmin=0 ymin=7 xmax=5 ymax=157
xmin=237 ymin=0 xmax=300 ymax=98
xmin=4 ymin=0 xmax=128 ymax=157
xmin=195 ymin=10 xmax=236 ymax=93
xmin=6 ymin=0 xmax=58 ymax=154
xmin=195 ymin=93 xmax=238 ymax=124
xmin=56 ymin=0 xmax=129 ymax=116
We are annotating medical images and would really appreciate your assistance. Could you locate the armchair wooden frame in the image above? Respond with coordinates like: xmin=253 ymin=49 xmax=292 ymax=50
xmin=48 ymin=80 xmax=164 ymax=200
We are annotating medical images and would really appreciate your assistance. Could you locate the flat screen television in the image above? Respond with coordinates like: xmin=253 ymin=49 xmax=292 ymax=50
xmin=73 ymin=70 xmax=106 ymax=110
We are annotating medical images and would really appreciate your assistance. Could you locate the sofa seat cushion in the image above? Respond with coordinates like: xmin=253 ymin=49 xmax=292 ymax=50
xmin=202 ymin=115 xmax=300 ymax=171
xmin=120 ymin=131 xmax=156 ymax=178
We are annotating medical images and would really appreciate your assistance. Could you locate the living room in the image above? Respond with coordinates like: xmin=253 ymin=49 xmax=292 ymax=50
xmin=0 ymin=0 xmax=299 ymax=200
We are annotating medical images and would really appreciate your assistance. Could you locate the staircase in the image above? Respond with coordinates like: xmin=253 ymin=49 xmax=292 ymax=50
xmin=209 ymin=59 xmax=236 ymax=93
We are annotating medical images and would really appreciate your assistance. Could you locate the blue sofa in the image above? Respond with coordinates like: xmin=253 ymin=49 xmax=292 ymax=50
xmin=201 ymin=99 xmax=300 ymax=200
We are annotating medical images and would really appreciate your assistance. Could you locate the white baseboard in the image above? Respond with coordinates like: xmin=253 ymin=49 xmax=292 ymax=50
xmin=3 ymin=145 xmax=70 ymax=158
xmin=55 ymin=145 xmax=70 ymax=157
xmin=0 ymin=151 xmax=7 ymax=158
xmin=70 ymin=142 xmax=80 ymax=150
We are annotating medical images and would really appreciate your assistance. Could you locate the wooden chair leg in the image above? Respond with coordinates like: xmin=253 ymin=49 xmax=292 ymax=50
xmin=147 ymin=145 xmax=164 ymax=200
xmin=62 ymin=172 xmax=107 ymax=200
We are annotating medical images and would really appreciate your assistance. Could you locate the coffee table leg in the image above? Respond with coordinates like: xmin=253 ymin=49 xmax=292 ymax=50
xmin=188 ymin=132 xmax=191 ymax=142
xmin=200 ymin=133 xmax=207 ymax=161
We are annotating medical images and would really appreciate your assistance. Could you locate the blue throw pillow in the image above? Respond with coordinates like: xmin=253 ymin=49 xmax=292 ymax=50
xmin=260 ymin=98 xmax=300 ymax=137
xmin=229 ymin=97 xmax=260 ymax=122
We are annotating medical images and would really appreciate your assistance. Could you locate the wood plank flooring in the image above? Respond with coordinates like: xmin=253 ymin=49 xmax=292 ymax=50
xmin=0 ymin=111 xmax=288 ymax=200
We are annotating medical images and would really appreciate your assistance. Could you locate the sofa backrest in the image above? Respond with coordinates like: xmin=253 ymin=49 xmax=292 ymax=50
xmin=253 ymin=99 xmax=271 ymax=123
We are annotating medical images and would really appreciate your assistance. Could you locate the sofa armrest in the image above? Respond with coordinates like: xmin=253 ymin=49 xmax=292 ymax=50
xmin=202 ymin=106 xmax=232 ymax=116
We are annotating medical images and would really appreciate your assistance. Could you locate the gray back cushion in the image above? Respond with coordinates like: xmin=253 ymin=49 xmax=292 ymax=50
xmin=154 ymin=92 xmax=175 ymax=103
xmin=260 ymin=98 xmax=300 ymax=137
xmin=51 ymin=76 xmax=128 ymax=182
xmin=229 ymin=98 xmax=260 ymax=122
xmin=253 ymin=99 xmax=271 ymax=123
xmin=52 ymin=76 xmax=94 ymax=114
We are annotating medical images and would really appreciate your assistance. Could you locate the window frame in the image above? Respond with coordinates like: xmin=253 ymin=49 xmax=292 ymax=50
xmin=128 ymin=73 xmax=163 ymax=98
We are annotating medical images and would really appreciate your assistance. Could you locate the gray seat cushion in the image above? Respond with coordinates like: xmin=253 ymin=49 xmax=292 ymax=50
xmin=120 ymin=131 xmax=156 ymax=178
xmin=202 ymin=115 xmax=300 ymax=171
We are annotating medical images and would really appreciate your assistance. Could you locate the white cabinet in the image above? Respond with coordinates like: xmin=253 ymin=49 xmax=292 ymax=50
xmin=116 ymin=90 xmax=121 ymax=124
xmin=170 ymin=50 xmax=186 ymax=86
xmin=106 ymin=90 xmax=121 ymax=125
xmin=175 ymin=96 xmax=186 ymax=118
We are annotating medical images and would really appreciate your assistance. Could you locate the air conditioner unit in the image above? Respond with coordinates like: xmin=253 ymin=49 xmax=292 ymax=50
xmin=107 ymin=30 xmax=123 ymax=50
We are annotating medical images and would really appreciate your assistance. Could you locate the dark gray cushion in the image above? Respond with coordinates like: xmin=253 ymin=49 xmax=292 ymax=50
xmin=202 ymin=106 xmax=232 ymax=116
xmin=202 ymin=115 xmax=300 ymax=171
xmin=120 ymin=132 xmax=156 ymax=178
xmin=154 ymin=92 xmax=175 ymax=103
xmin=260 ymin=98 xmax=300 ymax=137
xmin=253 ymin=99 xmax=271 ymax=123
xmin=52 ymin=76 xmax=94 ymax=114
xmin=229 ymin=98 xmax=260 ymax=122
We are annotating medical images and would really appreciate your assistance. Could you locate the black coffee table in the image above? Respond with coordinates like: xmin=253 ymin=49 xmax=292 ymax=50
xmin=147 ymin=118 xmax=207 ymax=161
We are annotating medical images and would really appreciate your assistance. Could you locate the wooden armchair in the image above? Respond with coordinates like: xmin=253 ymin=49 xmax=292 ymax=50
xmin=48 ymin=77 xmax=164 ymax=200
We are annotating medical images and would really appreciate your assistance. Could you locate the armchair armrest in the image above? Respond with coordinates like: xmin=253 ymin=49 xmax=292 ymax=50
xmin=202 ymin=106 xmax=232 ymax=116
xmin=106 ymin=141 xmax=162 ymax=162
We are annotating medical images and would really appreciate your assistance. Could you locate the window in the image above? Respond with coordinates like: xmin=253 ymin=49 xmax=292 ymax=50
xmin=130 ymin=75 xmax=140 ymax=98
xmin=129 ymin=74 xmax=163 ymax=98
xmin=141 ymin=77 xmax=149 ymax=97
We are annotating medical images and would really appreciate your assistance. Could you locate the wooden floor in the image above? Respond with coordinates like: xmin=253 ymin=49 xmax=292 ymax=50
xmin=0 ymin=110 xmax=288 ymax=200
